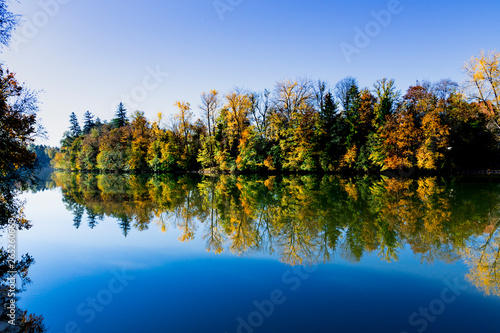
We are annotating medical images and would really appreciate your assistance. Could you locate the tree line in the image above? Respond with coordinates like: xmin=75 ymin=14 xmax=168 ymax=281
xmin=52 ymin=51 xmax=500 ymax=174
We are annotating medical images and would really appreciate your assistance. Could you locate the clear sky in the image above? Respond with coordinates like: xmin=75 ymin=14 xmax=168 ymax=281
xmin=2 ymin=0 xmax=499 ymax=146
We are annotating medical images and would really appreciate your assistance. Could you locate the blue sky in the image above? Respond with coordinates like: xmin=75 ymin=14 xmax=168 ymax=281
xmin=2 ymin=0 xmax=499 ymax=146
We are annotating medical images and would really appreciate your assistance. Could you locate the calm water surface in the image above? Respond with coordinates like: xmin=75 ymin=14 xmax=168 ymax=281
xmin=17 ymin=173 xmax=500 ymax=332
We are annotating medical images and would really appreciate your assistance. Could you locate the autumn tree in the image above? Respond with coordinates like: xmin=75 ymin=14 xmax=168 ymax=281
xmin=173 ymin=101 xmax=193 ymax=148
xmin=241 ymin=90 xmax=274 ymax=170
xmin=148 ymin=113 xmax=179 ymax=172
xmin=172 ymin=101 xmax=203 ymax=169
xmin=417 ymin=110 xmax=449 ymax=170
xmin=375 ymin=83 xmax=446 ymax=171
xmin=200 ymin=90 xmax=220 ymax=139
xmin=128 ymin=111 xmax=152 ymax=171
xmin=376 ymin=101 xmax=420 ymax=171
xmin=270 ymin=79 xmax=317 ymax=170
xmin=225 ymin=89 xmax=252 ymax=145
xmin=354 ymin=90 xmax=377 ymax=171
xmin=272 ymin=78 xmax=315 ymax=128
xmin=205 ymin=90 xmax=252 ymax=171
xmin=148 ymin=130 xmax=179 ymax=172
xmin=96 ymin=124 xmax=131 ymax=171
xmin=199 ymin=90 xmax=221 ymax=168
xmin=463 ymin=50 xmax=500 ymax=132
xmin=77 ymin=127 xmax=100 ymax=170
xmin=0 ymin=66 xmax=39 ymax=228
xmin=462 ymin=220 xmax=500 ymax=296
xmin=249 ymin=90 xmax=271 ymax=139
xmin=236 ymin=127 xmax=269 ymax=171
xmin=0 ymin=68 xmax=38 ymax=176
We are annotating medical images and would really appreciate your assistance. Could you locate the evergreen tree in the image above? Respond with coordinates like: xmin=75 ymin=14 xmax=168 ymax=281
xmin=317 ymin=92 xmax=346 ymax=170
xmin=69 ymin=112 xmax=81 ymax=137
xmin=320 ymin=92 xmax=339 ymax=128
xmin=83 ymin=110 xmax=94 ymax=134
xmin=112 ymin=102 xmax=128 ymax=127
xmin=87 ymin=212 xmax=98 ymax=229
xmin=344 ymin=83 xmax=362 ymax=147
xmin=72 ymin=205 xmax=84 ymax=229
xmin=118 ymin=216 xmax=131 ymax=237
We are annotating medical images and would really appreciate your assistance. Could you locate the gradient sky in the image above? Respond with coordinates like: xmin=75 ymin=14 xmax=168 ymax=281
xmin=2 ymin=0 xmax=499 ymax=146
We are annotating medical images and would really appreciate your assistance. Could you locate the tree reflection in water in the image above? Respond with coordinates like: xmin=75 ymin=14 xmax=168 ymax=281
xmin=0 ymin=175 xmax=47 ymax=331
xmin=52 ymin=172 xmax=500 ymax=297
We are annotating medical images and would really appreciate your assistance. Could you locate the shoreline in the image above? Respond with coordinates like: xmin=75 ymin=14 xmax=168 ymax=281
xmin=47 ymin=168 xmax=500 ymax=178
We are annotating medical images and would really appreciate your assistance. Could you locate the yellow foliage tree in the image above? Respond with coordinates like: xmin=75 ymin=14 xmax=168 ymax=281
xmin=463 ymin=50 xmax=500 ymax=130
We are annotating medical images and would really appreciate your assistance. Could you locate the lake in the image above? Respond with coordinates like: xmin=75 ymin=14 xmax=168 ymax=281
xmin=15 ymin=173 xmax=500 ymax=332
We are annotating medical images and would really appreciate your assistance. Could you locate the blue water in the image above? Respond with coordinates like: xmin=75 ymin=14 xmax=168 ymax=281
xmin=17 ymin=188 xmax=500 ymax=333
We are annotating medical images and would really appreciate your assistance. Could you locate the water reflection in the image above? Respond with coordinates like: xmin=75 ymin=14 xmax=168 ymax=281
xmin=50 ymin=172 xmax=500 ymax=297
xmin=0 ymin=172 xmax=48 ymax=331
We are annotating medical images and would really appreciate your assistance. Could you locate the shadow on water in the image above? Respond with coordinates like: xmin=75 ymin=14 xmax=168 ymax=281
xmin=0 ymin=169 xmax=49 ymax=332
xmin=49 ymin=172 xmax=500 ymax=298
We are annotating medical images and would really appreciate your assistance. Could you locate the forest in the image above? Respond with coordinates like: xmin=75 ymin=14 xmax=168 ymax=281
xmin=51 ymin=51 xmax=500 ymax=174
